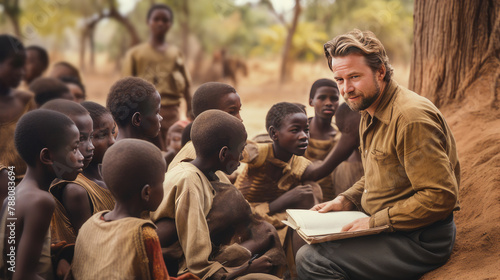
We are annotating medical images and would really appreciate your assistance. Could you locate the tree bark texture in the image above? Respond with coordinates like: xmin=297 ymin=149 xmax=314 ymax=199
xmin=280 ymin=0 xmax=301 ymax=83
xmin=409 ymin=0 xmax=500 ymax=108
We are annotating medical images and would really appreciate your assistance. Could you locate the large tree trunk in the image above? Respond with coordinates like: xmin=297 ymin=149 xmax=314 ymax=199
xmin=409 ymin=0 xmax=500 ymax=108
xmin=280 ymin=0 xmax=301 ymax=83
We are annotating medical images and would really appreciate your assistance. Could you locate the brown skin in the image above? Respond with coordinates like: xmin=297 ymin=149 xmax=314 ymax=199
xmin=309 ymin=85 xmax=340 ymax=140
xmin=83 ymin=113 xmax=116 ymax=189
xmin=115 ymin=91 xmax=163 ymax=142
xmin=60 ymin=114 xmax=95 ymax=235
xmin=4 ymin=125 xmax=83 ymax=280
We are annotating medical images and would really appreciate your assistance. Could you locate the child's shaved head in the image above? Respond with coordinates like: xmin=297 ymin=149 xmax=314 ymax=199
xmin=102 ymin=139 xmax=165 ymax=202
xmin=192 ymin=82 xmax=237 ymax=117
xmin=106 ymin=77 xmax=157 ymax=127
xmin=41 ymin=99 xmax=89 ymax=117
xmin=30 ymin=77 xmax=72 ymax=107
xmin=15 ymin=109 xmax=75 ymax=167
xmin=266 ymin=102 xmax=306 ymax=131
xmin=191 ymin=110 xmax=246 ymax=158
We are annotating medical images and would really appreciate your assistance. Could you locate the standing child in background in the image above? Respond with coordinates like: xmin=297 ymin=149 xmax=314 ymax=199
xmin=304 ymin=78 xmax=340 ymax=201
xmin=23 ymin=45 xmax=49 ymax=86
xmin=70 ymin=139 xmax=199 ymax=280
xmin=0 ymin=110 xmax=83 ymax=279
xmin=330 ymin=102 xmax=363 ymax=197
xmin=123 ymin=3 xmax=192 ymax=151
xmin=106 ymin=77 xmax=163 ymax=144
xmin=164 ymin=119 xmax=189 ymax=166
xmin=0 ymin=34 xmax=34 ymax=197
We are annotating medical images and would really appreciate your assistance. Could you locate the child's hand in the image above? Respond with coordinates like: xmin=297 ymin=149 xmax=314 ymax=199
xmin=269 ymin=184 xmax=315 ymax=214
xmin=246 ymin=255 xmax=273 ymax=274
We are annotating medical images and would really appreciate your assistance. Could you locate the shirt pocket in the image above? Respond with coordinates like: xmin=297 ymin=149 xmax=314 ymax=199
xmin=366 ymin=149 xmax=408 ymax=191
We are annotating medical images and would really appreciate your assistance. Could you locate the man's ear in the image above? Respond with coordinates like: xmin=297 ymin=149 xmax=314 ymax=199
xmin=40 ymin=148 xmax=52 ymax=165
xmin=377 ymin=65 xmax=386 ymax=81
xmin=132 ymin=112 xmax=141 ymax=127
xmin=141 ymin=184 xmax=151 ymax=202
xmin=219 ymin=146 xmax=229 ymax=162
xmin=269 ymin=126 xmax=278 ymax=141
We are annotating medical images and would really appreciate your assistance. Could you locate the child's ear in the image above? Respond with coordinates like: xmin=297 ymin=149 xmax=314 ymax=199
xmin=39 ymin=148 xmax=53 ymax=165
xmin=132 ymin=112 xmax=142 ymax=127
xmin=219 ymin=146 xmax=229 ymax=162
xmin=141 ymin=184 xmax=151 ymax=202
xmin=269 ymin=126 xmax=278 ymax=141
xmin=309 ymin=98 xmax=314 ymax=106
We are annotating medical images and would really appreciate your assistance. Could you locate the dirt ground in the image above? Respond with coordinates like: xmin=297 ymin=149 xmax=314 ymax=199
xmin=83 ymin=58 xmax=499 ymax=280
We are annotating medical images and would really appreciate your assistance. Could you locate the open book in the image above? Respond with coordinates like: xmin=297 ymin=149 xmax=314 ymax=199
xmin=282 ymin=209 xmax=389 ymax=244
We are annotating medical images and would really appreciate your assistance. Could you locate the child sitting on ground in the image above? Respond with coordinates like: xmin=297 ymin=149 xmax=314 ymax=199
xmin=304 ymin=78 xmax=340 ymax=201
xmin=0 ymin=109 xmax=83 ymax=279
xmin=106 ymin=77 xmax=163 ymax=144
xmin=70 ymin=139 xmax=199 ymax=279
xmin=330 ymin=102 xmax=363 ymax=197
xmin=151 ymin=110 xmax=280 ymax=280
xmin=168 ymin=82 xmax=243 ymax=183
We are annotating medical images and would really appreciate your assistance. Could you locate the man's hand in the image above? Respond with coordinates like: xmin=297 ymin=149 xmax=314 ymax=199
xmin=311 ymin=195 xmax=355 ymax=213
xmin=341 ymin=217 xmax=370 ymax=232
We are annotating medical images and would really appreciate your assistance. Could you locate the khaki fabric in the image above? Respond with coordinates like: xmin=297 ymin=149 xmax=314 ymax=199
xmin=168 ymin=141 xmax=231 ymax=184
xmin=151 ymin=162 xmax=224 ymax=280
xmin=304 ymin=134 xmax=340 ymax=201
xmin=341 ymin=80 xmax=460 ymax=232
xmin=235 ymin=143 xmax=311 ymax=203
xmin=122 ymin=43 xmax=191 ymax=106
xmin=71 ymin=211 xmax=154 ymax=279
xmin=50 ymin=174 xmax=115 ymax=243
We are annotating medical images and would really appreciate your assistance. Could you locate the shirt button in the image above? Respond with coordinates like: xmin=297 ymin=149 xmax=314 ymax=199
xmin=364 ymin=189 xmax=367 ymax=193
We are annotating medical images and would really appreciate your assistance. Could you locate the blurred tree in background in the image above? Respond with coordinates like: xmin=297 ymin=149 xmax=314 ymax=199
xmin=0 ymin=0 xmax=414 ymax=80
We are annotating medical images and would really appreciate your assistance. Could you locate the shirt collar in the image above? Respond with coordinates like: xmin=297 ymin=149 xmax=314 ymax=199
xmin=362 ymin=79 xmax=398 ymax=125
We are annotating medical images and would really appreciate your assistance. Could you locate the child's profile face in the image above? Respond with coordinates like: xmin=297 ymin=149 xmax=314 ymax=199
xmin=148 ymin=8 xmax=172 ymax=37
xmin=141 ymin=91 xmax=162 ymax=138
xmin=52 ymin=124 xmax=84 ymax=181
xmin=274 ymin=112 xmax=309 ymax=157
xmin=91 ymin=113 xmax=116 ymax=164
xmin=72 ymin=114 xmax=95 ymax=169
xmin=218 ymin=92 xmax=243 ymax=121
xmin=222 ymin=135 xmax=247 ymax=175
xmin=0 ymin=52 xmax=25 ymax=89
xmin=310 ymin=86 xmax=339 ymax=119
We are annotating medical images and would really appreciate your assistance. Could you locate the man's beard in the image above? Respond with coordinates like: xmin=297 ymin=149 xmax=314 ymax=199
xmin=345 ymin=74 xmax=381 ymax=112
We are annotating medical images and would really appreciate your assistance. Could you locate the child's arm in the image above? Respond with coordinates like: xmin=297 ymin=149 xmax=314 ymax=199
xmin=301 ymin=129 xmax=360 ymax=182
xmin=14 ymin=193 xmax=55 ymax=280
xmin=61 ymin=183 xmax=92 ymax=234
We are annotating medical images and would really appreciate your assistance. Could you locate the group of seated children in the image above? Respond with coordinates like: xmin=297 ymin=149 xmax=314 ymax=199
xmin=0 ymin=30 xmax=363 ymax=280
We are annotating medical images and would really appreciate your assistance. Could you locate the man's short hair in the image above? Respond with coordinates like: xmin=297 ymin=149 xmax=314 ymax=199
xmin=191 ymin=110 xmax=246 ymax=158
xmin=324 ymin=29 xmax=393 ymax=82
xmin=192 ymin=82 xmax=237 ymax=118
xmin=265 ymin=102 xmax=306 ymax=131
xmin=15 ymin=109 xmax=75 ymax=167
xmin=106 ymin=77 xmax=157 ymax=127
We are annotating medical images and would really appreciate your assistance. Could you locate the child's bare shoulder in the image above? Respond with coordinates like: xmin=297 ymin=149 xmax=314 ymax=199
xmin=16 ymin=186 xmax=55 ymax=214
